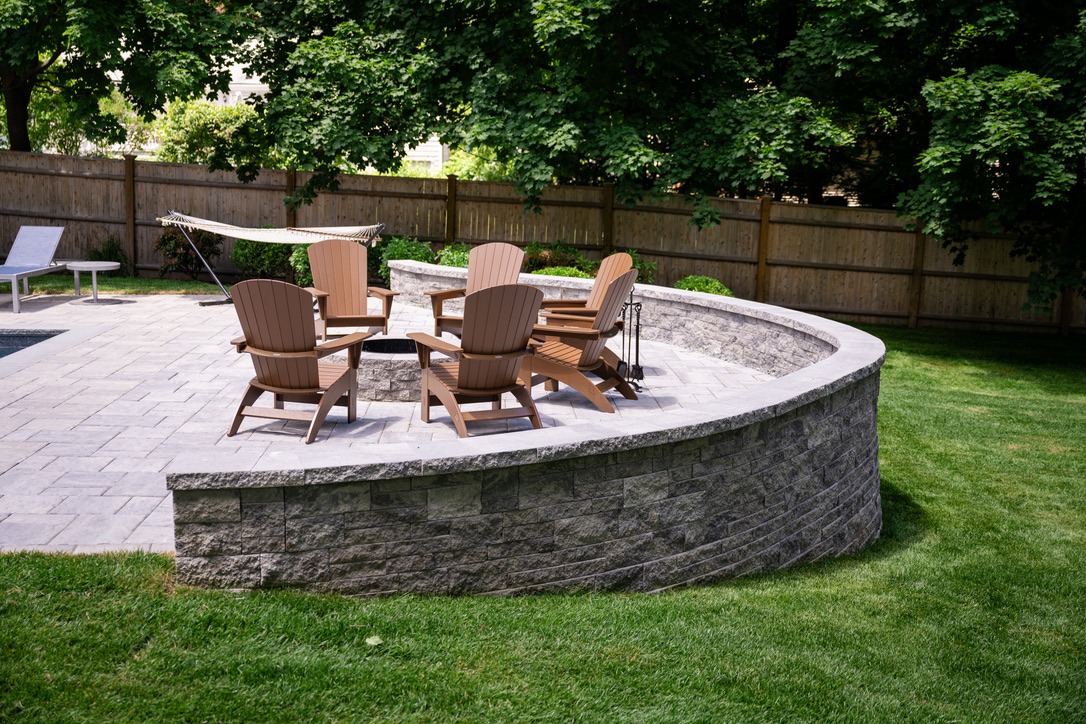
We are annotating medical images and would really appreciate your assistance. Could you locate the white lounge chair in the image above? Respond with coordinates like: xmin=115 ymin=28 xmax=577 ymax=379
xmin=0 ymin=226 xmax=66 ymax=313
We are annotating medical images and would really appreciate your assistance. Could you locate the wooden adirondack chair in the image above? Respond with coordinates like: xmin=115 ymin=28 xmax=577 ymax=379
xmin=524 ymin=269 xmax=639 ymax=413
xmin=228 ymin=279 xmax=371 ymax=443
xmin=539 ymin=252 xmax=632 ymax=319
xmin=1 ymin=226 xmax=66 ymax=313
xmin=307 ymin=238 xmax=397 ymax=339
xmin=408 ymin=284 xmax=544 ymax=437
xmin=425 ymin=242 xmax=524 ymax=336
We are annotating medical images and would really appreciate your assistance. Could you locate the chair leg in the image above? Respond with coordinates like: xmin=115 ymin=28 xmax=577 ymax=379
xmin=511 ymin=386 xmax=543 ymax=429
xmin=419 ymin=370 xmax=432 ymax=422
xmin=346 ymin=367 xmax=358 ymax=423
xmin=10 ymin=284 xmax=19 ymax=314
xmin=228 ymin=384 xmax=264 ymax=436
xmin=306 ymin=375 xmax=351 ymax=444
xmin=529 ymin=357 xmax=615 ymax=413
xmin=429 ymin=382 xmax=470 ymax=437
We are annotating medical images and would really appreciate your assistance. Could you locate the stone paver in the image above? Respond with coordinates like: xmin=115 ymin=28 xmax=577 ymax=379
xmin=0 ymin=291 xmax=773 ymax=553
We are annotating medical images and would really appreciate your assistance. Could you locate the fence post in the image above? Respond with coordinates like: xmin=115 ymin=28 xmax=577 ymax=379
xmin=285 ymin=168 xmax=297 ymax=228
xmin=755 ymin=196 xmax=772 ymax=302
xmin=123 ymin=154 xmax=138 ymax=276
xmin=1059 ymin=288 xmax=1074 ymax=336
xmin=907 ymin=230 xmax=927 ymax=328
xmin=601 ymin=183 xmax=615 ymax=256
xmin=445 ymin=174 xmax=458 ymax=247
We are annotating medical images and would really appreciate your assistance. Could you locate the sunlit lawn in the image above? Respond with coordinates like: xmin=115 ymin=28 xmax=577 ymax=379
xmin=1 ymin=325 xmax=1084 ymax=721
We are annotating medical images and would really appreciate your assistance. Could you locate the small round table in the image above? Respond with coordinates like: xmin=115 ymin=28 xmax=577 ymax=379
xmin=68 ymin=261 xmax=121 ymax=304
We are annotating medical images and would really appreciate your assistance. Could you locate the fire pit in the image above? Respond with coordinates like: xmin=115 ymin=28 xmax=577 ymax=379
xmin=355 ymin=337 xmax=420 ymax=402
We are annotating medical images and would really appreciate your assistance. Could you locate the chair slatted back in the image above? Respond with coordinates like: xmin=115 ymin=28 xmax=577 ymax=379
xmin=458 ymin=284 xmax=543 ymax=391
xmin=575 ymin=269 xmax=638 ymax=367
xmin=465 ymin=242 xmax=524 ymax=295
xmin=308 ymin=239 xmax=369 ymax=317
xmin=584 ymin=252 xmax=633 ymax=311
xmin=4 ymin=226 xmax=63 ymax=267
xmin=232 ymin=279 xmax=320 ymax=390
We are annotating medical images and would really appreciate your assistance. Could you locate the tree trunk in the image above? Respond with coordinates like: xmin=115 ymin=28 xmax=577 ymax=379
xmin=2 ymin=68 xmax=34 ymax=152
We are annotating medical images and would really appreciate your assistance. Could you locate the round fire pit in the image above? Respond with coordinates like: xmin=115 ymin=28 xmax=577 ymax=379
xmin=356 ymin=337 xmax=420 ymax=402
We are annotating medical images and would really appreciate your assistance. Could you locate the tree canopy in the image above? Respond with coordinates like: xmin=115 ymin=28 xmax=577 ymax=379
xmin=1 ymin=0 xmax=247 ymax=153
xmin=4 ymin=0 xmax=1084 ymax=303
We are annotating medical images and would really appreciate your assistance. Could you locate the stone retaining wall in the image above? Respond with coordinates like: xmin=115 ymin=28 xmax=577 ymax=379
xmin=168 ymin=262 xmax=886 ymax=595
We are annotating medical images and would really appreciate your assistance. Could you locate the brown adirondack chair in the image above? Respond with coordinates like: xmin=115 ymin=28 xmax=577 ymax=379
xmin=307 ymin=238 xmax=397 ymax=339
xmin=408 ymin=283 xmax=544 ymax=437
xmin=539 ymin=252 xmax=633 ymax=319
xmin=425 ymin=242 xmax=524 ymax=336
xmin=228 ymin=279 xmax=371 ymax=443
xmin=524 ymin=268 xmax=639 ymax=413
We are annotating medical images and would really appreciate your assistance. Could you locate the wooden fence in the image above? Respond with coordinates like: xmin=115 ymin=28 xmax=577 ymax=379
xmin=1 ymin=150 xmax=1082 ymax=334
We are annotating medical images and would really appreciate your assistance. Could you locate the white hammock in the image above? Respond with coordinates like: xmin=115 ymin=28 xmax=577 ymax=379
xmin=157 ymin=211 xmax=385 ymax=245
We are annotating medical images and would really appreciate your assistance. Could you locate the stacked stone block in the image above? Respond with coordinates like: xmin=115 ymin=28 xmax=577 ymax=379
xmin=173 ymin=373 xmax=882 ymax=595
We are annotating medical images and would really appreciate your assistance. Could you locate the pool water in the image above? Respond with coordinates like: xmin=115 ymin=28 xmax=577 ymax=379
xmin=0 ymin=331 xmax=62 ymax=358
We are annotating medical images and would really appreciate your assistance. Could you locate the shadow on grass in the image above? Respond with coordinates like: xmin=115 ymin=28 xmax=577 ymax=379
xmin=859 ymin=324 xmax=1086 ymax=393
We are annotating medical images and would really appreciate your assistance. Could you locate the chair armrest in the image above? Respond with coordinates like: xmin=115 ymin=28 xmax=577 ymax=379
xmin=539 ymin=313 xmax=595 ymax=328
xmin=368 ymin=286 xmax=398 ymax=300
xmin=305 ymin=287 xmax=329 ymax=299
xmin=424 ymin=288 xmax=466 ymax=301
xmin=408 ymin=331 xmax=463 ymax=368
xmin=426 ymin=287 xmax=466 ymax=318
xmin=461 ymin=349 xmax=532 ymax=362
xmin=540 ymin=298 xmax=587 ymax=309
xmin=532 ymin=324 xmax=601 ymax=340
xmin=231 ymin=336 xmax=248 ymax=353
xmin=316 ymin=331 xmax=371 ymax=367
xmin=407 ymin=331 xmax=463 ymax=357
xmin=315 ymin=331 xmax=372 ymax=356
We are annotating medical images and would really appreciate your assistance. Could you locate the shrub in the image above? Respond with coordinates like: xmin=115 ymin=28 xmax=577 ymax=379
xmin=154 ymin=227 xmax=222 ymax=280
xmin=530 ymin=266 xmax=593 ymax=278
xmin=288 ymin=245 xmax=312 ymax=287
xmin=622 ymin=248 xmax=656 ymax=284
xmin=379 ymin=236 xmax=434 ymax=284
xmin=523 ymin=240 xmax=594 ymax=274
xmin=231 ymin=238 xmax=293 ymax=280
xmin=436 ymin=243 xmax=471 ymax=268
xmin=674 ymin=275 xmax=733 ymax=296
xmin=86 ymin=236 xmax=130 ymax=276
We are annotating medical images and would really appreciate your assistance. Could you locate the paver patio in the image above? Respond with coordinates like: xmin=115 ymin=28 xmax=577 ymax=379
xmin=0 ymin=290 xmax=773 ymax=553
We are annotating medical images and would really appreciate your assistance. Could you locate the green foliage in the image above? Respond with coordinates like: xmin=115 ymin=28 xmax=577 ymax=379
xmin=621 ymin=248 xmax=656 ymax=284
xmin=674 ymin=275 xmax=734 ymax=296
xmin=379 ymin=237 xmax=434 ymax=284
xmin=289 ymin=245 xmax=313 ymax=287
xmin=155 ymin=100 xmax=277 ymax=174
xmin=27 ymin=86 xmax=154 ymax=158
xmin=443 ymin=147 xmax=516 ymax=182
xmin=230 ymin=239 xmax=293 ymax=280
xmin=898 ymin=64 xmax=1086 ymax=308
xmin=529 ymin=266 xmax=592 ymax=279
xmin=436 ymin=243 xmax=471 ymax=268
xmin=154 ymin=227 xmax=222 ymax=280
xmin=1 ymin=0 xmax=248 ymax=153
xmin=86 ymin=236 xmax=131 ymax=277
xmin=522 ymin=241 xmax=593 ymax=274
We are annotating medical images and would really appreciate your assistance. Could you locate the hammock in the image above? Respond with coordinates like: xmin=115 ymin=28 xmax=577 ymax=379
xmin=156 ymin=211 xmax=386 ymax=306
xmin=157 ymin=211 xmax=385 ymax=245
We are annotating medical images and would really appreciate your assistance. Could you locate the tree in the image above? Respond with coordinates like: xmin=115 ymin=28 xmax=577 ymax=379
xmin=1 ymin=0 xmax=248 ymax=153
xmin=239 ymin=0 xmax=853 ymax=212
xmin=781 ymin=0 xmax=1086 ymax=305
xmin=155 ymin=98 xmax=277 ymax=170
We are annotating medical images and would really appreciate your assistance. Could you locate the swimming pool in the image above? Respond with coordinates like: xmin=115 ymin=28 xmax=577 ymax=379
xmin=0 ymin=331 xmax=63 ymax=358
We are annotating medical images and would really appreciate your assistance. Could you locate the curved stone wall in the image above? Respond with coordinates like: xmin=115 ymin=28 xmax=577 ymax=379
xmin=168 ymin=261 xmax=886 ymax=595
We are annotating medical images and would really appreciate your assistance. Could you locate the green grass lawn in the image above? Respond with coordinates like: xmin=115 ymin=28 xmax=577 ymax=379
xmin=1 ymin=274 xmax=222 ymax=296
xmin=1 ymin=326 xmax=1084 ymax=722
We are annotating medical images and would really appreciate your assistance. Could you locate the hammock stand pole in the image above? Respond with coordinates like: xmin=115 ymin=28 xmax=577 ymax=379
xmin=166 ymin=211 xmax=233 ymax=306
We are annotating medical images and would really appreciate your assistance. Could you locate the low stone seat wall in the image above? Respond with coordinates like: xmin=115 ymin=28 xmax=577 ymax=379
xmin=168 ymin=261 xmax=886 ymax=595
